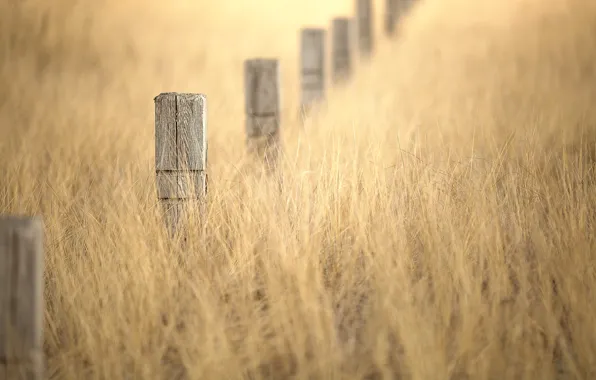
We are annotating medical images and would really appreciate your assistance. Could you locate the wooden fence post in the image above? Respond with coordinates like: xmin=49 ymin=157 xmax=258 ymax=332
xmin=155 ymin=93 xmax=208 ymax=236
xmin=385 ymin=0 xmax=397 ymax=36
xmin=0 ymin=216 xmax=44 ymax=380
xmin=300 ymin=28 xmax=326 ymax=118
xmin=331 ymin=17 xmax=353 ymax=85
xmin=244 ymin=59 xmax=281 ymax=171
xmin=356 ymin=0 xmax=373 ymax=57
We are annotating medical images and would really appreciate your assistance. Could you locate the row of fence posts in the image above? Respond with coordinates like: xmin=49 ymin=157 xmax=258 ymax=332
xmin=0 ymin=0 xmax=416 ymax=378
xmin=156 ymin=0 xmax=415 ymax=235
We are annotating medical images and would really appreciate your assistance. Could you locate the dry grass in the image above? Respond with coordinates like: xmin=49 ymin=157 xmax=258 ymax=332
xmin=1 ymin=0 xmax=596 ymax=378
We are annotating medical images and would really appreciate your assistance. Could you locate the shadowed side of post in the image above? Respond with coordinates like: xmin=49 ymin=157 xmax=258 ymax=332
xmin=244 ymin=59 xmax=281 ymax=172
xmin=155 ymin=92 xmax=207 ymax=236
xmin=300 ymin=28 xmax=326 ymax=119
xmin=0 ymin=216 xmax=44 ymax=380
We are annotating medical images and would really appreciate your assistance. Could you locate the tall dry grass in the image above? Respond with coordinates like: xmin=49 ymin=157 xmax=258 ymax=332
xmin=1 ymin=0 xmax=595 ymax=378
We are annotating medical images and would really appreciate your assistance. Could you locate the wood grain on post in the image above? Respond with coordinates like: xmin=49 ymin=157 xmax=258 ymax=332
xmin=356 ymin=0 xmax=373 ymax=57
xmin=331 ymin=18 xmax=353 ymax=85
xmin=300 ymin=28 xmax=326 ymax=117
xmin=0 ymin=216 xmax=44 ymax=380
xmin=244 ymin=59 xmax=281 ymax=170
xmin=155 ymin=93 xmax=207 ymax=235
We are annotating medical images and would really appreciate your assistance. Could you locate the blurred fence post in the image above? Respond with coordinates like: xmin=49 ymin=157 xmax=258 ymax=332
xmin=300 ymin=28 xmax=326 ymax=118
xmin=385 ymin=0 xmax=398 ymax=36
xmin=244 ymin=59 xmax=281 ymax=171
xmin=331 ymin=17 xmax=353 ymax=85
xmin=155 ymin=92 xmax=208 ymax=236
xmin=356 ymin=0 xmax=373 ymax=57
xmin=0 ymin=216 xmax=44 ymax=380
xmin=402 ymin=0 xmax=415 ymax=14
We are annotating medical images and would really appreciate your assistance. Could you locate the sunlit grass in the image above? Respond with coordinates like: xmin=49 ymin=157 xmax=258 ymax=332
xmin=1 ymin=0 xmax=595 ymax=378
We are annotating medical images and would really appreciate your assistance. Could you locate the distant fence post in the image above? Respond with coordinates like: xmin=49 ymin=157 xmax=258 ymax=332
xmin=0 ymin=216 xmax=44 ymax=380
xmin=300 ymin=28 xmax=326 ymax=118
xmin=401 ymin=0 xmax=416 ymax=16
xmin=331 ymin=18 xmax=353 ymax=85
xmin=356 ymin=0 xmax=373 ymax=57
xmin=244 ymin=59 xmax=281 ymax=171
xmin=385 ymin=0 xmax=398 ymax=36
xmin=155 ymin=93 xmax=208 ymax=236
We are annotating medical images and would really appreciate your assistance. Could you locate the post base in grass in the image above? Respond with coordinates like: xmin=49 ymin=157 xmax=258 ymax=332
xmin=298 ymin=105 xmax=312 ymax=123
xmin=159 ymin=198 xmax=206 ymax=240
xmin=298 ymin=102 xmax=327 ymax=125
xmin=0 ymin=350 xmax=44 ymax=380
xmin=247 ymin=133 xmax=281 ymax=173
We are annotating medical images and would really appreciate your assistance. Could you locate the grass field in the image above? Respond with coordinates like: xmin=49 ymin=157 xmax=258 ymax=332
xmin=1 ymin=0 xmax=595 ymax=378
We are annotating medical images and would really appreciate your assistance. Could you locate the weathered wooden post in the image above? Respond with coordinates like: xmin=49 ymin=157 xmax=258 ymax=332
xmin=155 ymin=93 xmax=207 ymax=236
xmin=331 ymin=18 xmax=353 ymax=85
xmin=0 ymin=216 xmax=44 ymax=380
xmin=356 ymin=0 xmax=373 ymax=57
xmin=244 ymin=59 xmax=281 ymax=171
xmin=385 ymin=0 xmax=398 ymax=36
xmin=299 ymin=28 xmax=326 ymax=118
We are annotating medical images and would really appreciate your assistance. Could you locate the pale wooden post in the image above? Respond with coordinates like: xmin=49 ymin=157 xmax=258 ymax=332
xmin=244 ymin=59 xmax=281 ymax=171
xmin=331 ymin=18 xmax=353 ymax=85
xmin=300 ymin=28 xmax=326 ymax=117
xmin=0 ymin=216 xmax=44 ymax=380
xmin=155 ymin=93 xmax=207 ymax=236
xmin=385 ymin=0 xmax=398 ymax=36
xmin=356 ymin=0 xmax=373 ymax=57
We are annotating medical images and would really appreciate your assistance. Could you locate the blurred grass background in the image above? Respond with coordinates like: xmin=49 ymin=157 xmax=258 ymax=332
xmin=1 ymin=0 xmax=595 ymax=378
